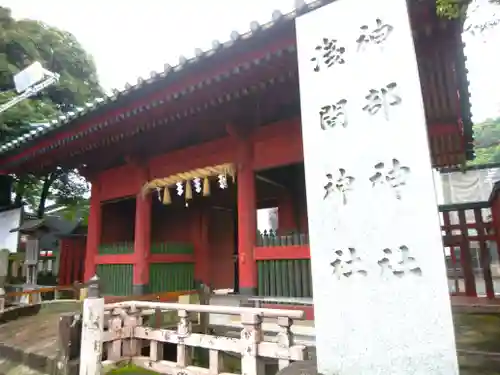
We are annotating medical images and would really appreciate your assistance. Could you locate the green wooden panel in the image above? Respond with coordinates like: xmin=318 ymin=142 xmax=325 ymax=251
xmin=256 ymin=231 xmax=309 ymax=247
xmin=98 ymin=242 xmax=134 ymax=255
xmin=257 ymin=259 xmax=312 ymax=298
xmin=97 ymin=264 xmax=133 ymax=296
xmin=149 ymin=263 xmax=195 ymax=293
xmin=150 ymin=242 xmax=194 ymax=254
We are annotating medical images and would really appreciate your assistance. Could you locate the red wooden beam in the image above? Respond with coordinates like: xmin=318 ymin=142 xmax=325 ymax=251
xmin=96 ymin=254 xmax=135 ymax=264
xmin=95 ymin=253 xmax=195 ymax=264
xmin=254 ymin=245 xmax=310 ymax=260
xmin=262 ymin=304 xmax=314 ymax=320
xmin=19 ymin=57 xmax=298 ymax=175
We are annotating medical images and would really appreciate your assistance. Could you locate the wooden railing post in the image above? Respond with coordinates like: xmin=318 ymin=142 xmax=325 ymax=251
xmin=79 ymin=275 xmax=104 ymax=375
xmin=123 ymin=304 xmax=142 ymax=357
xmin=209 ymin=348 xmax=224 ymax=374
xmin=276 ymin=316 xmax=294 ymax=370
xmin=107 ymin=309 xmax=123 ymax=361
xmin=149 ymin=305 xmax=163 ymax=362
xmin=176 ymin=309 xmax=192 ymax=368
xmin=197 ymin=282 xmax=211 ymax=334
xmin=240 ymin=312 xmax=265 ymax=375
xmin=57 ymin=312 xmax=81 ymax=375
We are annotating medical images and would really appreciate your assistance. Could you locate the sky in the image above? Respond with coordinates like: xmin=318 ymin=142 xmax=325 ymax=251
xmin=1 ymin=0 xmax=500 ymax=123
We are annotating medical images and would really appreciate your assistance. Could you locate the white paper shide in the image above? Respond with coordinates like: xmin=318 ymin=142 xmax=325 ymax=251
xmin=295 ymin=0 xmax=459 ymax=374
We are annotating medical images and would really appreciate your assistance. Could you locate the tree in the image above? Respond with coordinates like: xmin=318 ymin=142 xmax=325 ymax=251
xmin=0 ymin=6 xmax=103 ymax=218
xmin=469 ymin=117 xmax=500 ymax=165
xmin=437 ymin=0 xmax=499 ymax=18
xmin=437 ymin=0 xmax=500 ymax=35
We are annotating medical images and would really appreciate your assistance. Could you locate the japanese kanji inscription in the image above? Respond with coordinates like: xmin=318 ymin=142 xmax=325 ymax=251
xmin=369 ymin=158 xmax=411 ymax=199
xmin=323 ymin=168 xmax=355 ymax=205
xmin=319 ymin=99 xmax=348 ymax=129
xmin=356 ymin=18 xmax=394 ymax=51
xmin=311 ymin=37 xmax=347 ymax=72
xmin=296 ymin=0 xmax=459 ymax=373
xmin=362 ymin=82 xmax=402 ymax=120
xmin=330 ymin=248 xmax=367 ymax=278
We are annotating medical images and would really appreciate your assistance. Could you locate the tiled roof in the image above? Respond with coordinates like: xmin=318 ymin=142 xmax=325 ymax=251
xmin=0 ymin=0 xmax=331 ymax=158
xmin=0 ymin=0 xmax=474 ymax=167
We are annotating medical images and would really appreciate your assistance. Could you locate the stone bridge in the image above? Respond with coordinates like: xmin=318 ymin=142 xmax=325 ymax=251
xmin=1 ymin=294 xmax=500 ymax=374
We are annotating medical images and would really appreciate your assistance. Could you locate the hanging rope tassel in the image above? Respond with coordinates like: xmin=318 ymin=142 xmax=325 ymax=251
xmin=162 ymin=187 xmax=171 ymax=205
xmin=185 ymin=180 xmax=193 ymax=200
xmin=203 ymin=176 xmax=210 ymax=196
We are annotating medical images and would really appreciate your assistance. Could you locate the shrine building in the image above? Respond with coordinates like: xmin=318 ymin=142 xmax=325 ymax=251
xmin=0 ymin=0 xmax=473 ymax=298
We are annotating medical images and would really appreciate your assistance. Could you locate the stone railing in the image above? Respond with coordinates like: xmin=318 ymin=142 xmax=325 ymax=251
xmin=80 ymin=276 xmax=308 ymax=375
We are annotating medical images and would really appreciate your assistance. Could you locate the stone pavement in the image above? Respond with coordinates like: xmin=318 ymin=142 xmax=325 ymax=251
xmin=0 ymin=301 xmax=81 ymax=375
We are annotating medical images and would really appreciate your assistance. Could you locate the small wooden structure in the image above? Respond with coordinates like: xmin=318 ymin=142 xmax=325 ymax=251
xmin=57 ymin=223 xmax=87 ymax=286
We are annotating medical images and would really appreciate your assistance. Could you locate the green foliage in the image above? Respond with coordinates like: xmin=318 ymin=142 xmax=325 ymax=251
xmin=436 ymin=0 xmax=500 ymax=26
xmin=0 ymin=6 xmax=102 ymax=218
xmin=104 ymin=364 xmax=159 ymax=375
xmin=469 ymin=117 xmax=500 ymax=165
xmin=436 ymin=0 xmax=468 ymax=19
xmin=0 ymin=92 xmax=57 ymax=142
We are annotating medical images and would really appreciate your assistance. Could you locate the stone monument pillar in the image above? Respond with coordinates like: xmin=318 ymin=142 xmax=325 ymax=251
xmin=295 ymin=0 xmax=459 ymax=374
xmin=25 ymin=238 xmax=39 ymax=286
xmin=10 ymin=219 xmax=51 ymax=304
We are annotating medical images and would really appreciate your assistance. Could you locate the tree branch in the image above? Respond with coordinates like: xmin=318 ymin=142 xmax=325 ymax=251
xmin=36 ymin=172 xmax=57 ymax=218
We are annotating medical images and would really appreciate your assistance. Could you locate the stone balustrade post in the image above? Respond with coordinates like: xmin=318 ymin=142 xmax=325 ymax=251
xmin=276 ymin=316 xmax=294 ymax=370
xmin=79 ymin=275 xmax=104 ymax=375
xmin=240 ymin=312 xmax=265 ymax=375
xmin=177 ymin=309 xmax=192 ymax=368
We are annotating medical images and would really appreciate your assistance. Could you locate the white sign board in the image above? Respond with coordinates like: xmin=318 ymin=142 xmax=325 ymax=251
xmin=295 ymin=0 xmax=459 ymax=374
xmin=0 ymin=207 xmax=22 ymax=253
xmin=14 ymin=61 xmax=45 ymax=93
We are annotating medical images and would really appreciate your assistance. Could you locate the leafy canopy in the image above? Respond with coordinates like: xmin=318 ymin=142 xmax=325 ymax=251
xmin=470 ymin=117 xmax=500 ymax=165
xmin=437 ymin=0 xmax=500 ymax=18
xmin=0 ymin=6 xmax=102 ymax=219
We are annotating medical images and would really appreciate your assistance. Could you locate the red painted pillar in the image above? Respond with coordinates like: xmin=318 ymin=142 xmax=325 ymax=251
xmin=59 ymin=239 xmax=69 ymax=285
xmin=133 ymin=174 xmax=152 ymax=295
xmin=237 ymin=138 xmax=257 ymax=294
xmin=193 ymin=207 xmax=210 ymax=286
xmin=489 ymin=182 xmax=500 ymax=264
xmin=278 ymin=193 xmax=297 ymax=234
xmin=84 ymin=181 xmax=102 ymax=281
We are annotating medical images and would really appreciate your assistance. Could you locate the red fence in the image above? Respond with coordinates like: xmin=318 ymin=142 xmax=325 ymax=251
xmin=58 ymin=237 xmax=86 ymax=286
xmin=440 ymin=202 xmax=498 ymax=299
xmin=254 ymin=201 xmax=500 ymax=299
